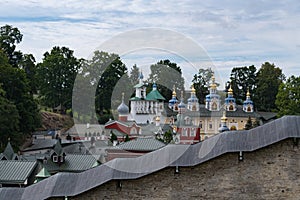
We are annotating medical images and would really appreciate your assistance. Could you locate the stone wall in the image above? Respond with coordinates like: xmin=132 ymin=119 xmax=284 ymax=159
xmin=52 ymin=139 xmax=300 ymax=199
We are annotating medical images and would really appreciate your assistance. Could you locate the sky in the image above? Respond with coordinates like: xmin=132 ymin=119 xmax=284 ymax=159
xmin=1 ymin=0 xmax=300 ymax=88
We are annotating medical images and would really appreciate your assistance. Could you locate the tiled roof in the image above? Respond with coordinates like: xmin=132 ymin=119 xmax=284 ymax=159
xmin=116 ymin=137 xmax=166 ymax=151
xmin=65 ymin=124 xmax=104 ymax=136
xmin=0 ymin=160 xmax=37 ymax=184
xmin=44 ymin=154 xmax=98 ymax=173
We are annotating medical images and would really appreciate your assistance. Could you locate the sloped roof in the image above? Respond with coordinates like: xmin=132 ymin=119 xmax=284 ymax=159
xmin=35 ymin=167 xmax=51 ymax=178
xmin=1 ymin=116 xmax=300 ymax=199
xmin=0 ymin=142 xmax=18 ymax=160
xmin=116 ymin=137 xmax=166 ymax=151
xmin=44 ymin=154 xmax=98 ymax=173
xmin=146 ymin=89 xmax=166 ymax=101
xmin=0 ymin=161 xmax=37 ymax=184
xmin=52 ymin=141 xmax=65 ymax=156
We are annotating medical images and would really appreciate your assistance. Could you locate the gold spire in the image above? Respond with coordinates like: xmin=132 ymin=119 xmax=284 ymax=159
xmin=172 ymin=85 xmax=176 ymax=97
xmin=221 ymin=111 xmax=227 ymax=122
xmin=210 ymin=74 xmax=217 ymax=89
xmin=246 ymin=88 xmax=250 ymax=97
xmin=191 ymin=84 xmax=196 ymax=94
xmin=228 ymin=84 xmax=233 ymax=95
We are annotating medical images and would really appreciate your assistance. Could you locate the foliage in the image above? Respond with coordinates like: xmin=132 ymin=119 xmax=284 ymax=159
xmin=0 ymin=85 xmax=20 ymax=151
xmin=163 ymin=130 xmax=173 ymax=144
xmin=228 ymin=65 xmax=257 ymax=104
xmin=254 ymin=62 xmax=285 ymax=112
xmin=0 ymin=50 xmax=40 ymax=135
xmin=244 ymin=116 xmax=253 ymax=130
xmin=0 ymin=25 xmax=23 ymax=67
xmin=129 ymin=64 xmax=140 ymax=86
xmin=276 ymin=75 xmax=300 ymax=117
xmin=37 ymin=46 xmax=80 ymax=112
xmin=192 ymin=68 xmax=214 ymax=104
xmin=125 ymin=134 xmax=130 ymax=142
xmin=147 ymin=60 xmax=185 ymax=101
xmin=110 ymin=131 xmax=118 ymax=143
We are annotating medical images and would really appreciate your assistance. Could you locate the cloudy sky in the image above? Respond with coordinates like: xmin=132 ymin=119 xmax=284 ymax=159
xmin=1 ymin=0 xmax=300 ymax=88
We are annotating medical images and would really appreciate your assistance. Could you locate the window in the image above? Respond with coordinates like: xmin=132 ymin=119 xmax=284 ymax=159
xmin=53 ymin=155 xmax=58 ymax=162
xmin=130 ymin=127 xmax=137 ymax=135
xmin=190 ymin=128 xmax=196 ymax=137
xmin=209 ymin=123 xmax=213 ymax=129
xmin=199 ymin=121 xmax=203 ymax=129
xmin=182 ymin=128 xmax=188 ymax=136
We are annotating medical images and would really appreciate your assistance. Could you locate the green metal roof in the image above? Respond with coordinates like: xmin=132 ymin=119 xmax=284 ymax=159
xmin=130 ymin=96 xmax=142 ymax=101
xmin=52 ymin=141 xmax=65 ymax=156
xmin=116 ymin=137 xmax=166 ymax=151
xmin=133 ymin=83 xmax=145 ymax=88
xmin=35 ymin=167 xmax=51 ymax=178
xmin=0 ymin=160 xmax=37 ymax=184
xmin=146 ymin=89 xmax=166 ymax=101
xmin=44 ymin=154 xmax=98 ymax=173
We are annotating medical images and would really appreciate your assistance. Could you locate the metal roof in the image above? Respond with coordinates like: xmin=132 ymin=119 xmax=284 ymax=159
xmin=44 ymin=154 xmax=98 ymax=173
xmin=146 ymin=89 xmax=166 ymax=101
xmin=0 ymin=142 xmax=18 ymax=160
xmin=116 ymin=137 xmax=166 ymax=151
xmin=0 ymin=116 xmax=299 ymax=200
xmin=0 ymin=161 xmax=37 ymax=184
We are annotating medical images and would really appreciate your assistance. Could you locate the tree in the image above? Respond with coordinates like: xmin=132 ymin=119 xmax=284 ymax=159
xmin=124 ymin=134 xmax=130 ymax=142
xmin=275 ymin=75 xmax=300 ymax=117
xmin=0 ymin=25 xmax=23 ymax=67
xmin=147 ymin=60 xmax=185 ymax=101
xmin=129 ymin=64 xmax=140 ymax=86
xmin=0 ymin=49 xmax=40 ymax=139
xmin=244 ymin=116 xmax=253 ymax=130
xmin=254 ymin=62 xmax=285 ymax=111
xmin=192 ymin=68 xmax=214 ymax=104
xmin=89 ymin=51 xmax=128 ymax=115
xmin=37 ymin=46 xmax=80 ymax=112
xmin=0 ymin=85 xmax=20 ymax=151
xmin=20 ymin=54 xmax=37 ymax=95
xmin=228 ymin=65 xmax=257 ymax=104
xmin=163 ymin=130 xmax=173 ymax=144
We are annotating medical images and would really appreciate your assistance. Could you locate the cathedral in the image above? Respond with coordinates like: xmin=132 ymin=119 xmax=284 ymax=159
xmin=116 ymin=70 xmax=259 ymax=144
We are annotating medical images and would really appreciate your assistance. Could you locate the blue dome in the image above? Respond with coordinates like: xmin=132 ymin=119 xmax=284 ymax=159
xmin=117 ymin=102 xmax=129 ymax=114
xmin=178 ymin=101 xmax=186 ymax=108
xmin=218 ymin=125 xmax=229 ymax=133
xmin=225 ymin=96 xmax=236 ymax=103
xmin=188 ymin=96 xmax=198 ymax=103
xmin=169 ymin=97 xmax=178 ymax=104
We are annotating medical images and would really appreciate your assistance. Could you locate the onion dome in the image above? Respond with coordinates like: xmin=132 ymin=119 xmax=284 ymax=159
xmin=225 ymin=84 xmax=236 ymax=102
xmin=188 ymin=85 xmax=198 ymax=103
xmin=243 ymin=88 xmax=254 ymax=112
xmin=218 ymin=111 xmax=229 ymax=133
xmin=178 ymin=91 xmax=186 ymax=109
xmin=169 ymin=86 xmax=179 ymax=105
xmin=210 ymin=75 xmax=217 ymax=90
xmin=139 ymin=71 xmax=144 ymax=80
xmin=117 ymin=93 xmax=129 ymax=115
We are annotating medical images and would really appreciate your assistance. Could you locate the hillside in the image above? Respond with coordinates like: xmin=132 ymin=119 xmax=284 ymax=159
xmin=39 ymin=111 xmax=74 ymax=133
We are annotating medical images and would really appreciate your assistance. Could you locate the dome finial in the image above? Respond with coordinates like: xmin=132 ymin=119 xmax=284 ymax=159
xmin=228 ymin=83 xmax=233 ymax=95
xmin=221 ymin=111 xmax=227 ymax=122
xmin=191 ymin=84 xmax=196 ymax=93
xmin=172 ymin=85 xmax=176 ymax=97
xmin=246 ymin=87 xmax=250 ymax=97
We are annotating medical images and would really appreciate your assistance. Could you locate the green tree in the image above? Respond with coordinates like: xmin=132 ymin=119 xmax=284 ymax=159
xmin=20 ymin=54 xmax=37 ymax=95
xmin=254 ymin=62 xmax=285 ymax=111
xmin=192 ymin=68 xmax=214 ymax=104
xmin=129 ymin=64 xmax=140 ymax=86
xmin=0 ymin=25 xmax=23 ymax=68
xmin=0 ymin=85 xmax=20 ymax=151
xmin=275 ymin=75 xmax=300 ymax=117
xmin=163 ymin=130 xmax=173 ymax=144
xmin=37 ymin=46 xmax=80 ymax=112
xmin=228 ymin=65 xmax=257 ymax=104
xmin=87 ymin=51 xmax=127 ymax=116
xmin=0 ymin=50 xmax=40 ymax=137
xmin=244 ymin=116 xmax=253 ymax=130
xmin=148 ymin=60 xmax=185 ymax=101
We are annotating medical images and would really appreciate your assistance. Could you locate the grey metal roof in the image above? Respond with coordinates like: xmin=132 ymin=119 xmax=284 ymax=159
xmin=0 ymin=115 xmax=299 ymax=200
xmin=116 ymin=137 xmax=166 ymax=151
xmin=0 ymin=161 xmax=37 ymax=184
xmin=44 ymin=154 xmax=98 ymax=173
xmin=0 ymin=142 xmax=19 ymax=160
